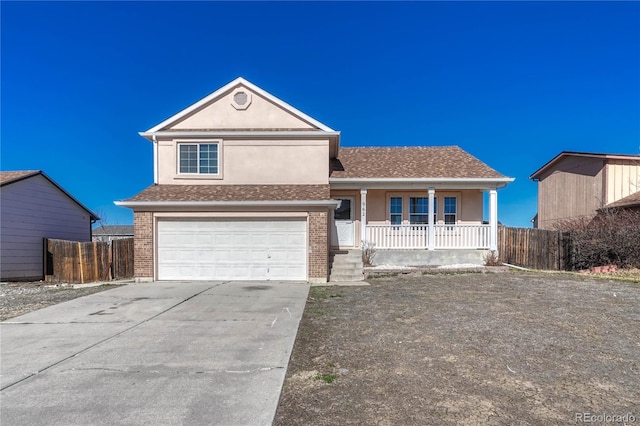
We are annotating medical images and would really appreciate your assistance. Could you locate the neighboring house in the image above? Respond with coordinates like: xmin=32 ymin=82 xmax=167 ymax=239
xmin=92 ymin=225 xmax=134 ymax=242
xmin=600 ymin=190 xmax=640 ymax=213
xmin=116 ymin=77 xmax=513 ymax=283
xmin=0 ymin=170 xmax=99 ymax=281
xmin=530 ymin=151 xmax=640 ymax=229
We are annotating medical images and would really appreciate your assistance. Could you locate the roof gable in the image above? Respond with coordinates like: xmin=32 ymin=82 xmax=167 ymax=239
xmin=330 ymin=146 xmax=507 ymax=179
xmin=0 ymin=170 xmax=99 ymax=220
xmin=144 ymin=77 xmax=335 ymax=134
xmin=530 ymin=151 xmax=640 ymax=180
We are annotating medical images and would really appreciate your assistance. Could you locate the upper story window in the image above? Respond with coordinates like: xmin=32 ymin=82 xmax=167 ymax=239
xmin=444 ymin=196 xmax=457 ymax=224
xmin=178 ymin=143 xmax=219 ymax=174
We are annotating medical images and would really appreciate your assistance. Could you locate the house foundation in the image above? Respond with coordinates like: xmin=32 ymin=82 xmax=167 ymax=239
xmin=372 ymin=249 xmax=489 ymax=268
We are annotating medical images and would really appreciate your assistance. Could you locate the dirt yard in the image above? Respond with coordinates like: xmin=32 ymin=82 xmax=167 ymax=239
xmin=274 ymin=271 xmax=640 ymax=425
xmin=0 ymin=282 xmax=121 ymax=321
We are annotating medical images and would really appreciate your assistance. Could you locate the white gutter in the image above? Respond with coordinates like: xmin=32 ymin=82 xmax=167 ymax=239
xmin=139 ymin=130 xmax=340 ymax=140
xmin=329 ymin=177 xmax=514 ymax=190
xmin=329 ymin=177 xmax=514 ymax=184
xmin=114 ymin=200 xmax=341 ymax=208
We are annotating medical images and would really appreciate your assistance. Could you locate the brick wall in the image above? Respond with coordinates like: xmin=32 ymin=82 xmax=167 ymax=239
xmin=134 ymin=211 xmax=153 ymax=280
xmin=308 ymin=211 xmax=329 ymax=282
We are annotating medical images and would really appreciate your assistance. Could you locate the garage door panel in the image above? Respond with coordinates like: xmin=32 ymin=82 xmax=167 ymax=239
xmin=157 ymin=219 xmax=307 ymax=281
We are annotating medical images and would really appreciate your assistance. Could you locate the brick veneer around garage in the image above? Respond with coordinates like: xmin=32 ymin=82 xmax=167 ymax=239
xmin=308 ymin=210 xmax=329 ymax=283
xmin=134 ymin=211 xmax=153 ymax=281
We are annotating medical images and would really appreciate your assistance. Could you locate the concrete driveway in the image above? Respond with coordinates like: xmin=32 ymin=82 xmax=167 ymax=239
xmin=1 ymin=281 xmax=310 ymax=426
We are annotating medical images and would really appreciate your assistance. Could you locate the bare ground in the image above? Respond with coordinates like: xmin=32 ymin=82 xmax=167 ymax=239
xmin=0 ymin=282 xmax=121 ymax=321
xmin=274 ymin=271 xmax=640 ymax=426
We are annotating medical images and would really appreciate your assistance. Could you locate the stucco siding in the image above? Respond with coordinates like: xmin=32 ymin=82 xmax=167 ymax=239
xmin=1 ymin=176 xmax=92 ymax=280
xmin=157 ymin=139 xmax=329 ymax=185
xmin=170 ymin=87 xmax=317 ymax=131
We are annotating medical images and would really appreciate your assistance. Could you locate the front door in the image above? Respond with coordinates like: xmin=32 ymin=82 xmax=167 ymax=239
xmin=331 ymin=197 xmax=355 ymax=247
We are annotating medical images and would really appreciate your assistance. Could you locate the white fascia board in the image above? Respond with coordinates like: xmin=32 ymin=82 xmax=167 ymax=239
xmin=139 ymin=130 xmax=340 ymax=139
xmin=329 ymin=177 xmax=515 ymax=190
xmin=143 ymin=77 xmax=336 ymax=134
xmin=114 ymin=200 xmax=341 ymax=208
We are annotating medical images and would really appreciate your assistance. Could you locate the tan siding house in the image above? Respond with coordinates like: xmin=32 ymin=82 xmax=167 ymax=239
xmin=530 ymin=152 xmax=640 ymax=229
xmin=117 ymin=78 xmax=513 ymax=283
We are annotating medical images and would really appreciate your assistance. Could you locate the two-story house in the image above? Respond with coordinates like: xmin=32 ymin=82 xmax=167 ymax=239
xmin=530 ymin=151 xmax=640 ymax=229
xmin=116 ymin=78 xmax=513 ymax=283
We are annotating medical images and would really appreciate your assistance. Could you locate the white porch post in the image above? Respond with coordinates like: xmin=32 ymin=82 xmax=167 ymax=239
xmin=428 ymin=188 xmax=435 ymax=250
xmin=360 ymin=187 xmax=367 ymax=247
xmin=489 ymin=189 xmax=498 ymax=251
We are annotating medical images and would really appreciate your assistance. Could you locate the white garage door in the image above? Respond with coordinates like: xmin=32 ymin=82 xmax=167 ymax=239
xmin=157 ymin=219 xmax=307 ymax=281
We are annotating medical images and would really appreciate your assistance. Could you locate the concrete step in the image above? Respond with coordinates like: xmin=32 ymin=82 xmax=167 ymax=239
xmin=330 ymin=265 xmax=363 ymax=274
xmin=330 ymin=259 xmax=363 ymax=267
xmin=329 ymin=250 xmax=364 ymax=282
xmin=330 ymin=272 xmax=365 ymax=282
xmin=330 ymin=250 xmax=362 ymax=259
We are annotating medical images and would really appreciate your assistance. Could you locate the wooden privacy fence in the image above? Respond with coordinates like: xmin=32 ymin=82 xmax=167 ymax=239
xmin=45 ymin=238 xmax=134 ymax=283
xmin=498 ymin=226 xmax=573 ymax=271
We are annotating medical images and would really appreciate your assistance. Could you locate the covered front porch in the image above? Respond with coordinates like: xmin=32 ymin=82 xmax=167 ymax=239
xmin=330 ymin=183 xmax=502 ymax=252
xmin=366 ymin=223 xmax=491 ymax=249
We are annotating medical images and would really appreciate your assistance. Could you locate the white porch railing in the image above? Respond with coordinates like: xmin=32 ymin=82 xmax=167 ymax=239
xmin=365 ymin=224 xmax=491 ymax=249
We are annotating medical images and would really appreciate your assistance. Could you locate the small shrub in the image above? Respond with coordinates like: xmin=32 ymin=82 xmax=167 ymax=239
xmin=361 ymin=240 xmax=377 ymax=267
xmin=484 ymin=250 xmax=501 ymax=266
xmin=553 ymin=208 xmax=640 ymax=270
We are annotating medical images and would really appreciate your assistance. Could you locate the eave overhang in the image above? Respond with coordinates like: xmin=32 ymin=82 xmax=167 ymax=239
xmin=139 ymin=131 xmax=341 ymax=159
xmin=139 ymin=130 xmax=340 ymax=139
xmin=115 ymin=200 xmax=340 ymax=209
xmin=530 ymin=151 xmax=640 ymax=181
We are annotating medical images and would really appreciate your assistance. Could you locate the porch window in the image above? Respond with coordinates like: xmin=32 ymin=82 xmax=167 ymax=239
xmin=179 ymin=143 xmax=219 ymax=174
xmin=390 ymin=197 xmax=402 ymax=225
xmin=444 ymin=196 xmax=457 ymax=224
xmin=409 ymin=197 xmax=428 ymax=224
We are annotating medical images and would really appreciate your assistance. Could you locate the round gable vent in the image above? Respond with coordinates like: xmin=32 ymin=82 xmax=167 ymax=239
xmin=231 ymin=88 xmax=252 ymax=110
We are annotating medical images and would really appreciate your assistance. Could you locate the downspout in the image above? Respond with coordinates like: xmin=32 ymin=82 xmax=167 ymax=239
xmin=153 ymin=135 xmax=158 ymax=185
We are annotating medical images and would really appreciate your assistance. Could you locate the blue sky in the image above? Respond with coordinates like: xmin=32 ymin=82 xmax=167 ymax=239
xmin=2 ymin=1 xmax=639 ymax=228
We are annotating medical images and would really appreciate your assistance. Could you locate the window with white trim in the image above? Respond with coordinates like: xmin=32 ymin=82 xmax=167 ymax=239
xmin=179 ymin=143 xmax=219 ymax=174
xmin=444 ymin=196 xmax=457 ymax=224
xmin=409 ymin=197 xmax=428 ymax=224
xmin=390 ymin=197 xmax=402 ymax=225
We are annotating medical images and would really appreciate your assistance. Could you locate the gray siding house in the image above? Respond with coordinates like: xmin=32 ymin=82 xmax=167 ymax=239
xmin=0 ymin=171 xmax=99 ymax=281
xmin=92 ymin=225 xmax=134 ymax=242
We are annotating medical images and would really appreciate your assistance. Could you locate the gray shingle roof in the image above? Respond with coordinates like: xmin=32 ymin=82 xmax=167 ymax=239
xmin=124 ymin=184 xmax=331 ymax=202
xmin=92 ymin=225 xmax=134 ymax=236
xmin=605 ymin=191 xmax=640 ymax=209
xmin=330 ymin=146 xmax=505 ymax=179
xmin=0 ymin=170 xmax=40 ymax=186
